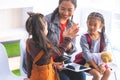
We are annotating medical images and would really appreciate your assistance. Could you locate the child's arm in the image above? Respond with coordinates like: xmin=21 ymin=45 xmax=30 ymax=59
xmin=88 ymin=60 xmax=99 ymax=71
xmin=99 ymin=64 xmax=106 ymax=74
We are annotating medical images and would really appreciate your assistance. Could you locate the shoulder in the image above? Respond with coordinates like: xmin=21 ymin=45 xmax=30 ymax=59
xmin=80 ymin=33 xmax=89 ymax=42
xmin=81 ymin=33 xmax=89 ymax=39
xmin=44 ymin=13 xmax=52 ymax=23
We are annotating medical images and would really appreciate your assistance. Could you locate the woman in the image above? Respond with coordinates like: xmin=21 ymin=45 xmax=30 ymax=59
xmin=45 ymin=0 xmax=86 ymax=80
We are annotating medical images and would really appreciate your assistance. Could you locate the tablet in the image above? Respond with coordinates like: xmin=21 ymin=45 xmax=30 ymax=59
xmin=64 ymin=63 xmax=91 ymax=72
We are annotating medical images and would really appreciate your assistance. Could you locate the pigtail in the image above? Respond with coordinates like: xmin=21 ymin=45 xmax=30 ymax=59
xmin=101 ymin=26 xmax=106 ymax=49
xmin=26 ymin=12 xmax=34 ymax=37
xmin=71 ymin=15 xmax=73 ymax=22
xmin=27 ymin=12 xmax=35 ymax=17
xmin=51 ymin=7 xmax=59 ymax=22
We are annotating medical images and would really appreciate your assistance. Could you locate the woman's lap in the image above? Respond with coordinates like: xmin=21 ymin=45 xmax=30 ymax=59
xmin=58 ymin=71 xmax=70 ymax=80
xmin=58 ymin=70 xmax=86 ymax=80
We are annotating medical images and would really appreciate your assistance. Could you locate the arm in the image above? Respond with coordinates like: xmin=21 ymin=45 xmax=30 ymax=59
xmin=51 ymin=23 xmax=79 ymax=56
xmin=65 ymin=37 xmax=76 ymax=54
xmin=50 ymin=37 xmax=72 ymax=56
xmin=45 ymin=14 xmax=77 ymax=55
xmin=65 ymin=22 xmax=77 ymax=54
xmin=80 ymin=35 xmax=93 ymax=61
xmin=80 ymin=35 xmax=99 ymax=69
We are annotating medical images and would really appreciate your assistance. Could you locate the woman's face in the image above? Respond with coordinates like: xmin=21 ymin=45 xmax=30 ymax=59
xmin=59 ymin=1 xmax=75 ymax=21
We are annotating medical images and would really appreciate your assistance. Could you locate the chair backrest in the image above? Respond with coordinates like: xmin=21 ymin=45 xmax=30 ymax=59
xmin=0 ymin=43 xmax=11 ymax=75
xmin=19 ymin=38 xmax=27 ymax=77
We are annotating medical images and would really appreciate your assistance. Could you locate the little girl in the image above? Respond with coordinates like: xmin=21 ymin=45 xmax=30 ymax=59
xmin=25 ymin=12 xmax=79 ymax=80
xmin=80 ymin=12 xmax=111 ymax=80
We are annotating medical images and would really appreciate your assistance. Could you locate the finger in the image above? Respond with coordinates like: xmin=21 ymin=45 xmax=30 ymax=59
xmin=71 ymin=23 xmax=79 ymax=30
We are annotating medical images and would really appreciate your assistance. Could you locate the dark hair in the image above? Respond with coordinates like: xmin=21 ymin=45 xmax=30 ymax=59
xmin=51 ymin=0 xmax=77 ymax=22
xmin=87 ymin=12 xmax=106 ymax=49
xmin=26 ymin=12 xmax=50 ymax=53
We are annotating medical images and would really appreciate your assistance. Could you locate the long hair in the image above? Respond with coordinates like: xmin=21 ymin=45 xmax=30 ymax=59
xmin=87 ymin=12 xmax=106 ymax=49
xmin=26 ymin=12 xmax=50 ymax=53
xmin=51 ymin=0 xmax=77 ymax=22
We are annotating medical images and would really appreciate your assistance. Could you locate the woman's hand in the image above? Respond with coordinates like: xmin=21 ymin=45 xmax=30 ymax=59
xmin=54 ymin=62 xmax=64 ymax=71
xmin=66 ymin=43 xmax=72 ymax=50
xmin=63 ymin=23 xmax=79 ymax=39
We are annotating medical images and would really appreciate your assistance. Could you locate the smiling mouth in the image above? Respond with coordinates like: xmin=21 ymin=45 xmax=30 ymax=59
xmin=62 ymin=15 xmax=68 ymax=18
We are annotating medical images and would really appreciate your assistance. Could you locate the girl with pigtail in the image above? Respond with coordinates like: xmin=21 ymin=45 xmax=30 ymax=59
xmin=80 ymin=12 xmax=112 ymax=80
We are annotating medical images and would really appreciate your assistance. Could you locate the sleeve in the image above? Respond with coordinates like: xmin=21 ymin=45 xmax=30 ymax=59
xmin=44 ymin=13 xmax=52 ymax=23
xmin=80 ymin=35 xmax=93 ymax=62
xmin=50 ymin=37 xmax=72 ymax=56
xmin=66 ymin=37 xmax=76 ymax=54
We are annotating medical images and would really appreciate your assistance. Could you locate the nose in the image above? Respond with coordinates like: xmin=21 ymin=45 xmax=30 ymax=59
xmin=63 ymin=9 xmax=68 ymax=16
xmin=91 ymin=25 xmax=94 ymax=29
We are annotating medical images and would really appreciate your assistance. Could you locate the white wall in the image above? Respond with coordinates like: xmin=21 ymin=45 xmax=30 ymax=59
xmin=0 ymin=9 xmax=23 ymax=30
xmin=33 ymin=0 xmax=59 ymax=15
xmin=0 ymin=0 xmax=34 ymax=31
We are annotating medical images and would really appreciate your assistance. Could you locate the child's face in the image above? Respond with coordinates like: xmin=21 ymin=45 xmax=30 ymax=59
xmin=87 ymin=18 xmax=103 ymax=35
xmin=58 ymin=1 xmax=75 ymax=21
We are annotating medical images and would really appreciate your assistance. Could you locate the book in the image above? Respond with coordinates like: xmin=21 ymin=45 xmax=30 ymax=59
xmin=64 ymin=63 xmax=91 ymax=72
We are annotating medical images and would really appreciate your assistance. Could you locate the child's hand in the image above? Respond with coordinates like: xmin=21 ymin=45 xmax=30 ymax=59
xmin=54 ymin=62 xmax=64 ymax=71
xmin=99 ymin=65 xmax=106 ymax=74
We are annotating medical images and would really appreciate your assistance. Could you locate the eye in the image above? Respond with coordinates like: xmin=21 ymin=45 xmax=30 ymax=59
xmin=68 ymin=9 xmax=73 ymax=12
